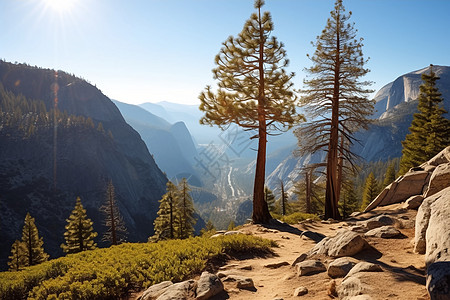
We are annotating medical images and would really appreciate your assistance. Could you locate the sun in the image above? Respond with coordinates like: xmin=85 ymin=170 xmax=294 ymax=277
xmin=43 ymin=0 xmax=77 ymax=13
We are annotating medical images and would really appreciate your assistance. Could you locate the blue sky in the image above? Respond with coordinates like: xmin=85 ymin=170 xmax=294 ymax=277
xmin=2 ymin=0 xmax=450 ymax=105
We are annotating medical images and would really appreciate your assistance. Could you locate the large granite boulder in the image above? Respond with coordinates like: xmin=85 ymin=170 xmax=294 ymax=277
xmin=364 ymin=146 xmax=450 ymax=212
xmin=196 ymin=272 xmax=224 ymax=300
xmin=140 ymin=281 xmax=173 ymax=300
xmin=296 ymin=260 xmax=326 ymax=276
xmin=364 ymin=226 xmax=402 ymax=239
xmin=327 ymin=257 xmax=359 ymax=278
xmin=309 ymin=231 xmax=368 ymax=258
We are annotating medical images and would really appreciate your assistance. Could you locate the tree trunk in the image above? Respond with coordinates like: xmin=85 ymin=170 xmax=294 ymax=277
xmin=252 ymin=4 xmax=272 ymax=224
xmin=325 ymin=20 xmax=342 ymax=220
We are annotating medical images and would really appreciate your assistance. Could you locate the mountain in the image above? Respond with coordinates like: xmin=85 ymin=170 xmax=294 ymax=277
xmin=113 ymin=100 xmax=200 ymax=185
xmin=0 ymin=61 xmax=168 ymax=269
xmin=266 ymin=65 xmax=450 ymax=192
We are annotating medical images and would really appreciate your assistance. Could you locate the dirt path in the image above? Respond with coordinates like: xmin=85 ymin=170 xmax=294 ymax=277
xmin=214 ymin=206 xmax=429 ymax=300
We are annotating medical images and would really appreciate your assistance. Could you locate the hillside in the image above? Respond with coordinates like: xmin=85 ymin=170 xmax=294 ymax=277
xmin=0 ymin=61 xmax=168 ymax=270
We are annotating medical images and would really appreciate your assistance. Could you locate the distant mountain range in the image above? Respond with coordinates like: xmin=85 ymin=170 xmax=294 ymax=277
xmin=0 ymin=61 xmax=168 ymax=269
xmin=267 ymin=65 xmax=450 ymax=194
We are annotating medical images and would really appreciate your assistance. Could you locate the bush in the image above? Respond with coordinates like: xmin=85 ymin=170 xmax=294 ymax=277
xmin=272 ymin=212 xmax=320 ymax=224
xmin=0 ymin=235 xmax=274 ymax=299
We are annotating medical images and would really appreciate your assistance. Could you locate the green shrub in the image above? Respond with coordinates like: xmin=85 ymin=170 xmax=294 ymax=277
xmin=272 ymin=212 xmax=320 ymax=224
xmin=0 ymin=235 xmax=274 ymax=299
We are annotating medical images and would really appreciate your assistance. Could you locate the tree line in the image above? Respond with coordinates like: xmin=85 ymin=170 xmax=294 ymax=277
xmin=198 ymin=0 xmax=450 ymax=222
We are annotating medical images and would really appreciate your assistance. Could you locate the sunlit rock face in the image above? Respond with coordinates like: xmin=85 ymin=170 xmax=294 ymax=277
xmin=0 ymin=61 xmax=168 ymax=270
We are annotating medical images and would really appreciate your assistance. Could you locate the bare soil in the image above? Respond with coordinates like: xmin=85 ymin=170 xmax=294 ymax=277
xmin=210 ymin=204 xmax=429 ymax=300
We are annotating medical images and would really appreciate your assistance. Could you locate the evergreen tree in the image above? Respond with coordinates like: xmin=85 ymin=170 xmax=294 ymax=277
xmin=264 ymin=186 xmax=276 ymax=212
xmin=61 ymin=197 xmax=97 ymax=254
xmin=360 ymin=172 xmax=379 ymax=211
xmin=227 ymin=220 xmax=236 ymax=231
xmin=339 ymin=180 xmax=359 ymax=218
xmin=199 ymin=0 xmax=304 ymax=224
xmin=295 ymin=0 xmax=374 ymax=220
xmin=399 ymin=65 xmax=450 ymax=174
xmin=152 ymin=181 xmax=179 ymax=241
xmin=279 ymin=180 xmax=289 ymax=216
xmin=21 ymin=213 xmax=49 ymax=266
xmin=200 ymin=220 xmax=216 ymax=236
xmin=8 ymin=240 xmax=26 ymax=271
xmin=100 ymin=181 xmax=127 ymax=246
xmin=176 ymin=178 xmax=196 ymax=239
xmin=383 ymin=161 xmax=397 ymax=187
xmin=293 ymin=167 xmax=325 ymax=215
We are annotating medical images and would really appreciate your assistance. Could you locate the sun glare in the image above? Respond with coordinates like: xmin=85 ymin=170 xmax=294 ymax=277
xmin=43 ymin=0 xmax=77 ymax=13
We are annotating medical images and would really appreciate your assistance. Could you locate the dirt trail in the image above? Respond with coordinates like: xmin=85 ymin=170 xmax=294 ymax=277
xmin=214 ymin=205 xmax=429 ymax=300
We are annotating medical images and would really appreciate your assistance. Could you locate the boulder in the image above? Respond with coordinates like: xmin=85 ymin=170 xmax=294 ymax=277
xmin=348 ymin=295 xmax=373 ymax=300
xmin=195 ymin=272 xmax=223 ymax=300
xmin=337 ymin=273 xmax=371 ymax=300
xmin=296 ymin=260 xmax=326 ymax=276
xmin=426 ymin=146 xmax=450 ymax=166
xmin=414 ymin=187 xmax=450 ymax=254
xmin=361 ymin=215 xmax=398 ymax=230
xmin=403 ymin=195 xmax=424 ymax=210
xmin=140 ymin=281 xmax=173 ymax=300
xmin=309 ymin=231 xmax=368 ymax=258
xmin=293 ymin=286 xmax=308 ymax=296
xmin=156 ymin=280 xmax=196 ymax=300
xmin=427 ymin=261 xmax=450 ymax=300
xmin=345 ymin=262 xmax=383 ymax=279
xmin=291 ymin=253 xmax=307 ymax=266
xmin=364 ymin=226 xmax=402 ymax=239
xmin=364 ymin=170 xmax=430 ymax=211
xmin=424 ymin=163 xmax=450 ymax=198
xmin=223 ymin=275 xmax=255 ymax=290
xmin=327 ymin=257 xmax=358 ymax=278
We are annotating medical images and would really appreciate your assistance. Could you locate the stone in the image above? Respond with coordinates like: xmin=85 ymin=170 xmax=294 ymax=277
xmin=424 ymin=163 xmax=450 ymax=198
xmin=337 ymin=273 xmax=370 ymax=299
xmin=156 ymin=280 xmax=196 ymax=300
xmin=291 ymin=253 xmax=307 ymax=266
xmin=293 ymin=286 xmax=308 ymax=296
xmin=364 ymin=170 xmax=430 ymax=211
xmin=223 ymin=275 xmax=255 ymax=290
xmin=264 ymin=261 xmax=290 ymax=269
xmin=348 ymin=225 xmax=367 ymax=233
xmin=140 ymin=281 xmax=173 ymax=300
xmin=348 ymin=295 xmax=373 ymax=300
xmin=300 ymin=230 xmax=326 ymax=242
xmin=415 ymin=187 xmax=450 ymax=254
xmin=224 ymin=231 xmax=241 ymax=236
xmin=403 ymin=195 xmax=424 ymax=210
xmin=309 ymin=231 xmax=368 ymax=258
xmin=195 ymin=272 xmax=224 ymax=300
xmin=361 ymin=215 xmax=397 ymax=230
xmin=364 ymin=226 xmax=402 ymax=239
xmin=427 ymin=261 xmax=450 ymax=300
xmin=296 ymin=260 xmax=326 ymax=276
xmin=426 ymin=146 xmax=450 ymax=166
xmin=345 ymin=262 xmax=383 ymax=279
xmin=327 ymin=257 xmax=358 ymax=278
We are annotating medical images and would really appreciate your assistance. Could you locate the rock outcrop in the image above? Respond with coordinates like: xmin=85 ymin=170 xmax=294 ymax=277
xmin=365 ymin=146 xmax=450 ymax=211
xmin=308 ymin=231 xmax=369 ymax=258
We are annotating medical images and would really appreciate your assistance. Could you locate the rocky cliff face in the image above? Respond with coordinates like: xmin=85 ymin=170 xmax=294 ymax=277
xmin=0 ymin=61 xmax=168 ymax=269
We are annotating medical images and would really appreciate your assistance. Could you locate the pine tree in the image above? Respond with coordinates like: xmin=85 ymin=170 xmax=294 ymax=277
xmin=360 ymin=172 xmax=379 ymax=210
xmin=227 ymin=220 xmax=236 ymax=231
xmin=399 ymin=65 xmax=450 ymax=174
xmin=383 ymin=161 xmax=397 ymax=187
xmin=176 ymin=178 xmax=196 ymax=239
xmin=279 ymin=180 xmax=289 ymax=216
xmin=61 ymin=197 xmax=97 ymax=254
xmin=152 ymin=181 xmax=179 ymax=241
xmin=264 ymin=186 xmax=276 ymax=212
xmin=100 ymin=181 xmax=127 ymax=246
xmin=21 ymin=213 xmax=49 ymax=266
xmin=199 ymin=0 xmax=304 ymax=224
xmin=200 ymin=220 xmax=216 ymax=236
xmin=339 ymin=180 xmax=359 ymax=218
xmin=293 ymin=167 xmax=325 ymax=215
xmin=295 ymin=0 xmax=374 ymax=220
xmin=8 ymin=240 xmax=26 ymax=271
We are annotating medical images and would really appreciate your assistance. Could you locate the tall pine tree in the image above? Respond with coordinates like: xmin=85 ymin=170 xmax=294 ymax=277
xmin=8 ymin=240 xmax=26 ymax=271
xmin=100 ymin=181 xmax=127 ymax=246
xmin=176 ymin=178 xmax=196 ymax=239
xmin=152 ymin=181 xmax=179 ymax=241
xmin=199 ymin=0 xmax=303 ymax=223
xmin=21 ymin=213 xmax=49 ymax=266
xmin=360 ymin=172 xmax=379 ymax=211
xmin=295 ymin=0 xmax=373 ymax=220
xmin=339 ymin=180 xmax=359 ymax=218
xmin=61 ymin=197 xmax=97 ymax=254
xmin=383 ymin=161 xmax=397 ymax=187
xmin=264 ymin=186 xmax=276 ymax=212
xmin=399 ymin=65 xmax=450 ymax=174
